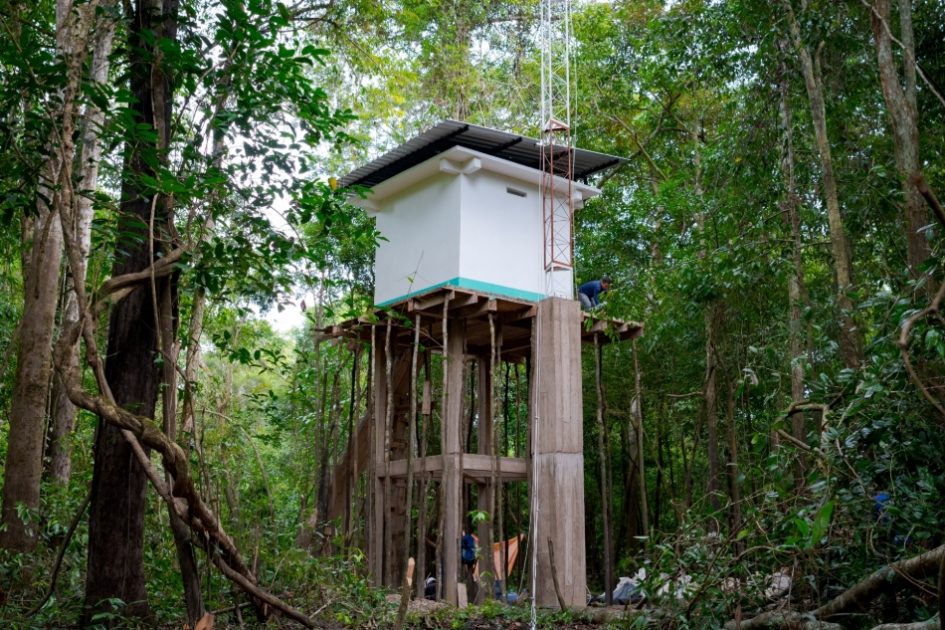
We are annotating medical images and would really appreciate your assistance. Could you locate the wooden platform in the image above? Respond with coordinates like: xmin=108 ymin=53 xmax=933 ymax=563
xmin=386 ymin=454 xmax=528 ymax=482
xmin=320 ymin=286 xmax=642 ymax=359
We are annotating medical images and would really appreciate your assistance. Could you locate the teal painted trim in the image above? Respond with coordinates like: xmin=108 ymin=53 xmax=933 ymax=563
xmin=450 ymin=277 xmax=546 ymax=302
xmin=376 ymin=277 xmax=545 ymax=307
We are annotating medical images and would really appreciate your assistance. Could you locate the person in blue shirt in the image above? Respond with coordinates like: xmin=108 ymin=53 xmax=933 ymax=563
xmin=578 ymin=276 xmax=612 ymax=311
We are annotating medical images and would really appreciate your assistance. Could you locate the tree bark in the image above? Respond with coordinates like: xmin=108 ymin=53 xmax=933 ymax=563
xmin=704 ymin=305 xmax=721 ymax=520
xmin=593 ymin=335 xmax=613 ymax=604
xmin=725 ymin=382 xmax=742 ymax=554
xmin=46 ymin=0 xmax=117 ymax=485
xmin=631 ymin=339 xmax=648 ymax=536
xmin=0 ymin=0 xmax=101 ymax=552
xmin=784 ymin=0 xmax=862 ymax=368
xmin=691 ymin=120 xmax=722 ymax=523
xmin=84 ymin=0 xmax=178 ymax=620
xmin=778 ymin=54 xmax=809 ymax=482
xmin=159 ymin=278 xmax=204 ymax=626
xmin=870 ymin=0 xmax=929 ymax=276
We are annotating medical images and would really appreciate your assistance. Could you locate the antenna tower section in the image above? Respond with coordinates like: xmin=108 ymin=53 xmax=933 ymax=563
xmin=540 ymin=0 xmax=574 ymax=295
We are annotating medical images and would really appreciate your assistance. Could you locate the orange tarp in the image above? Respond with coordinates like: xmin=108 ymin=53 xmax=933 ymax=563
xmin=473 ymin=534 xmax=524 ymax=581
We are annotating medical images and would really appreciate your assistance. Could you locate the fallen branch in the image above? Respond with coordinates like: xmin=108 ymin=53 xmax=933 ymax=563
xmin=813 ymin=543 xmax=943 ymax=621
xmin=211 ymin=555 xmax=315 ymax=628
xmin=724 ymin=611 xmax=841 ymax=630
xmin=730 ymin=545 xmax=945 ymax=629
xmin=869 ymin=615 xmax=939 ymax=630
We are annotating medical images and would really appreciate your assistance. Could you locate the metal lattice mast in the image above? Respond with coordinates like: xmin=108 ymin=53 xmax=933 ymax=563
xmin=540 ymin=0 xmax=574 ymax=285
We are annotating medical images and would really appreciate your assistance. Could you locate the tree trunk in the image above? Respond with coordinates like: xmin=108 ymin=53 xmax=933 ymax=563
xmin=870 ymin=0 xmax=929 ymax=276
xmin=631 ymin=339 xmax=648 ymax=536
xmin=690 ymin=119 xmax=722 ymax=523
xmin=704 ymin=305 xmax=721 ymax=521
xmin=46 ymin=2 xmax=117 ymax=485
xmin=159 ymin=279 xmax=204 ymax=626
xmin=778 ymin=54 xmax=809 ymax=482
xmin=593 ymin=335 xmax=613 ymax=604
xmin=784 ymin=0 xmax=862 ymax=369
xmin=0 ymin=0 xmax=100 ymax=551
xmin=84 ymin=0 xmax=178 ymax=620
xmin=725 ymin=381 xmax=742 ymax=553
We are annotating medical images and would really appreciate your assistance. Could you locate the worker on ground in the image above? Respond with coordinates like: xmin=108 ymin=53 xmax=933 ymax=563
xmin=578 ymin=276 xmax=611 ymax=311
xmin=461 ymin=531 xmax=478 ymax=573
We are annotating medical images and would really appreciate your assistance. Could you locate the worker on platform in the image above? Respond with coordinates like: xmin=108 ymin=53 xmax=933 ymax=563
xmin=578 ymin=276 xmax=612 ymax=311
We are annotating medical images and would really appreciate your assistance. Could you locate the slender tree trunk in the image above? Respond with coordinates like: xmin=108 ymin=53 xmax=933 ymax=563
xmin=316 ymin=367 xmax=343 ymax=551
xmin=345 ymin=343 xmax=360 ymax=542
xmin=725 ymin=381 xmax=742 ymax=554
xmin=46 ymin=2 xmax=117 ymax=485
xmin=692 ymin=120 xmax=722 ymax=524
xmin=778 ymin=55 xmax=809 ymax=482
xmin=704 ymin=306 xmax=721 ymax=521
xmin=784 ymin=0 xmax=862 ymax=368
xmin=1 ymin=0 xmax=101 ymax=551
xmin=593 ymin=336 xmax=613 ymax=604
xmin=84 ymin=0 xmax=178 ymax=619
xmin=631 ymin=340 xmax=648 ymax=536
xmin=416 ymin=366 xmax=430 ymax=600
xmin=620 ymin=416 xmax=641 ymax=554
xmin=654 ymin=400 xmax=667 ymax=530
xmin=159 ymin=279 xmax=204 ymax=625
xmin=870 ymin=0 xmax=929 ymax=276
xmin=181 ymin=288 xmax=206 ymax=434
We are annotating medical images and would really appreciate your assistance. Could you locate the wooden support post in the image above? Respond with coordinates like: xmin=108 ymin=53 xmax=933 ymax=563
xmin=383 ymin=319 xmax=394 ymax=586
xmin=531 ymin=298 xmax=586 ymax=608
xmin=442 ymin=319 xmax=465 ymax=605
xmin=369 ymin=326 xmax=385 ymax=586
xmin=416 ymin=374 xmax=430 ymax=600
xmin=477 ymin=357 xmax=494 ymax=601
xmin=393 ymin=313 xmax=421 ymax=629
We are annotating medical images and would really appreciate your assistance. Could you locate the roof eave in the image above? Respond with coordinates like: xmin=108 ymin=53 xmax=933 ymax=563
xmin=350 ymin=146 xmax=601 ymax=211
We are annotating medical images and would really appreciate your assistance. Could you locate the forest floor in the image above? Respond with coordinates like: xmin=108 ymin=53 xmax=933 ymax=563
xmin=391 ymin=597 xmax=639 ymax=630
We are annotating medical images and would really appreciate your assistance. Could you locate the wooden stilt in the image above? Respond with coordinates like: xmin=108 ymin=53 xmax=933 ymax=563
xmin=369 ymin=326 xmax=384 ymax=585
xmin=393 ymin=314 xmax=421 ymax=630
xmin=477 ymin=355 xmax=494 ymax=601
xmin=436 ymin=296 xmax=450 ymax=601
xmin=416 ymin=366 xmax=430 ymax=600
xmin=442 ymin=318 xmax=465 ymax=605
xmin=493 ymin=321 xmax=506 ymax=602
xmin=383 ymin=319 xmax=394 ymax=586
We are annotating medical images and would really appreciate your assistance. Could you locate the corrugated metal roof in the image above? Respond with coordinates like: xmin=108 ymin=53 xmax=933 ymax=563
xmin=339 ymin=120 xmax=625 ymax=189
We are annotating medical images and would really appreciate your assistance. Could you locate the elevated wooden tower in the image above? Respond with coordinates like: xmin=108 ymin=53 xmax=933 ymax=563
xmin=325 ymin=122 xmax=637 ymax=607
